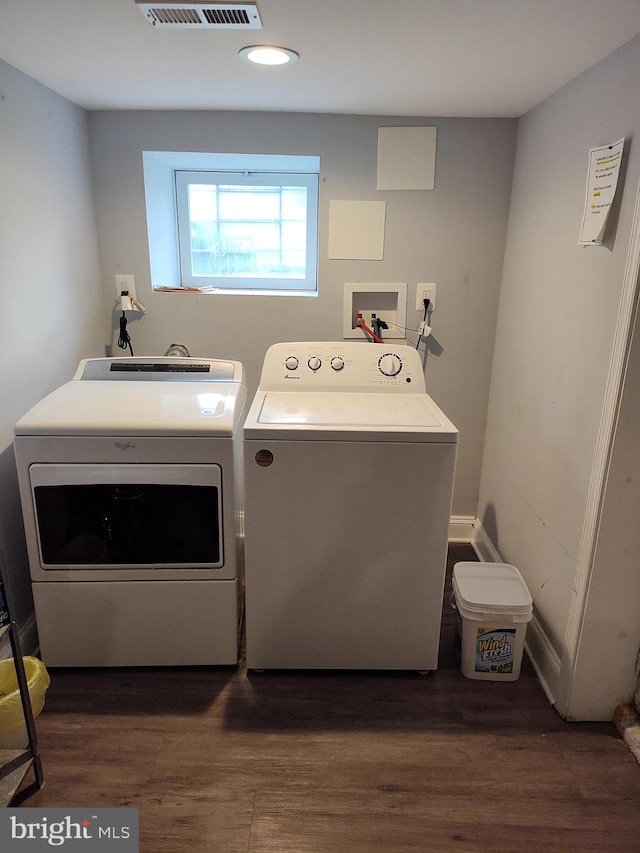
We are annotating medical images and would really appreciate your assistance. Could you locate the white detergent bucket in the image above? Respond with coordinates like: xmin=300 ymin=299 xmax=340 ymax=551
xmin=452 ymin=562 xmax=533 ymax=681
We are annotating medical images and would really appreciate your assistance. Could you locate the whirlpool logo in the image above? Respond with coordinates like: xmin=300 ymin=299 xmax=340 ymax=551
xmin=1 ymin=809 xmax=138 ymax=851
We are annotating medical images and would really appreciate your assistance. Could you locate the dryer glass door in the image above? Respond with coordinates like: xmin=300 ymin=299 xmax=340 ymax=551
xmin=29 ymin=464 xmax=223 ymax=570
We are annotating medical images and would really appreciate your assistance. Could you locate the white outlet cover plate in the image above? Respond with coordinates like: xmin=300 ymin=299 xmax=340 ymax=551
xmin=416 ymin=282 xmax=436 ymax=311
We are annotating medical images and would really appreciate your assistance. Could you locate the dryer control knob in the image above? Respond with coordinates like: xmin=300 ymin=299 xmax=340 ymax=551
xmin=285 ymin=356 xmax=299 ymax=371
xmin=331 ymin=356 xmax=345 ymax=371
xmin=308 ymin=356 xmax=322 ymax=371
xmin=378 ymin=353 xmax=402 ymax=377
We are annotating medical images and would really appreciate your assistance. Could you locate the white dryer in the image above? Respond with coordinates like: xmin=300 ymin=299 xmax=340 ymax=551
xmin=14 ymin=356 xmax=247 ymax=667
xmin=243 ymin=342 xmax=458 ymax=671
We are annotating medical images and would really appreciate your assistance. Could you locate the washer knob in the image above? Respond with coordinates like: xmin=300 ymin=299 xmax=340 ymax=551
xmin=331 ymin=356 xmax=345 ymax=371
xmin=378 ymin=353 xmax=402 ymax=377
xmin=284 ymin=356 xmax=299 ymax=371
xmin=308 ymin=356 xmax=322 ymax=371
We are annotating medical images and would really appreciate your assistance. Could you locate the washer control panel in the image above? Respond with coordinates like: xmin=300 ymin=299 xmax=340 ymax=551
xmin=260 ymin=342 xmax=426 ymax=393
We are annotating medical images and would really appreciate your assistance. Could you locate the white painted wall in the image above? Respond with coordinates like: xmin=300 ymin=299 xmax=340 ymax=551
xmin=478 ymin=35 xmax=640 ymax=719
xmin=87 ymin=111 xmax=517 ymax=517
xmin=0 ymin=60 xmax=103 ymax=636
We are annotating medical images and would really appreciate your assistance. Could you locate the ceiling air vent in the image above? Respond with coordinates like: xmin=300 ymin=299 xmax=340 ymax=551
xmin=136 ymin=2 xmax=262 ymax=28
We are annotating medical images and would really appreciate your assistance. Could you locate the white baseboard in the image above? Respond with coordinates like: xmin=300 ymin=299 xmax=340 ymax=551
xmin=449 ymin=516 xmax=501 ymax=561
xmin=525 ymin=612 xmax=562 ymax=707
xmin=448 ymin=515 xmax=478 ymax=543
xmin=449 ymin=515 xmax=560 ymax=709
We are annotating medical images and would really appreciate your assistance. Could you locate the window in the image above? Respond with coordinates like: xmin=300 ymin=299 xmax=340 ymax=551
xmin=175 ymin=170 xmax=317 ymax=291
xmin=143 ymin=152 xmax=319 ymax=295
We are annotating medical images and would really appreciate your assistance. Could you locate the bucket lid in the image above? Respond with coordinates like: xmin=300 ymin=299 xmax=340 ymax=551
xmin=453 ymin=562 xmax=532 ymax=614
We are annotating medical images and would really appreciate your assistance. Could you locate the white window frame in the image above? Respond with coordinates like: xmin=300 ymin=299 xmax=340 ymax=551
xmin=142 ymin=151 xmax=320 ymax=296
xmin=175 ymin=170 xmax=318 ymax=292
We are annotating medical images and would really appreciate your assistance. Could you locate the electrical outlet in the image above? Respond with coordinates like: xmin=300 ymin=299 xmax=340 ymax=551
xmin=416 ymin=282 xmax=436 ymax=311
xmin=115 ymin=274 xmax=136 ymax=301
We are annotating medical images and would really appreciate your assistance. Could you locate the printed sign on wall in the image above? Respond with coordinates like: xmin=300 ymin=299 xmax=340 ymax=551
xmin=578 ymin=138 xmax=625 ymax=245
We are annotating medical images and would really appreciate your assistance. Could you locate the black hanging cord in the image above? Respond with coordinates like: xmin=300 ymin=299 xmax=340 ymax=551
xmin=118 ymin=311 xmax=134 ymax=356
xmin=416 ymin=298 xmax=430 ymax=350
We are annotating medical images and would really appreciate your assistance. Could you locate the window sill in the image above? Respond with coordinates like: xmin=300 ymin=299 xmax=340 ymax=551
xmin=154 ymin=286 xmax=317 ymax=298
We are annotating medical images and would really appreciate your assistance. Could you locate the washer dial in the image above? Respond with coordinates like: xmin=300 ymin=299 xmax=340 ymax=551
xmin=378 ymin=353 xmax=403 ymax=377
xmin=308 ymin=356 xmax=322 ymax=371
xmin=284 ymin=356 xmax=299 ymax=371
xmin=330 ymin=356 xmax=345 ymax=371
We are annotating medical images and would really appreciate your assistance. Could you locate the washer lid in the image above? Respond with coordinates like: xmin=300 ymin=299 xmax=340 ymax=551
xmin=245 ymin=390 xmax=457 ymax=441
xmin=15 ymin=380 xmax=247 ymax=437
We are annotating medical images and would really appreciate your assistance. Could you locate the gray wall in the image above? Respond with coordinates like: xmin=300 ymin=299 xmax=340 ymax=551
xmin=478 ymin=35 xmax=640 ymax=719
xmin=87 ymin=111 xmax=517 ymax=517
xmin=0 ymin=60 xmax=103 ymax=632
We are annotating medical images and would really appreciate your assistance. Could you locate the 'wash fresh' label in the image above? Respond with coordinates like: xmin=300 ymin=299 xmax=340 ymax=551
xmin=475 ymin=626 xmax=516 ymax=674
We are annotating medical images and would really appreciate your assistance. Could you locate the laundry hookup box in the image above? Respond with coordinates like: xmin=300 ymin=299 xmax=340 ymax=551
xmin=452 ymin=562 xmax=533 ymax=681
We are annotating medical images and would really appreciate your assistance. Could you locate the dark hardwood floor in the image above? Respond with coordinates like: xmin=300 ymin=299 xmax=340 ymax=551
xmin=14 ymin=544 xmax=640 ymax=851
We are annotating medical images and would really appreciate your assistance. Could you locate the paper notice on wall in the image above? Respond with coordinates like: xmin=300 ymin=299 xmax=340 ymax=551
xmin=377 ymin=127 xmax=437 ymax=190
xmin=328 ymin=200 xmax=386 ymax=260
xmin=578 ymin=138 xmax=624 ymax=245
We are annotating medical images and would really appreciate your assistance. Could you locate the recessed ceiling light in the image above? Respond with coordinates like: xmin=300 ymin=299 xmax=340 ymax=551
xmin=239 ymin=45 xmax=299 ymax=65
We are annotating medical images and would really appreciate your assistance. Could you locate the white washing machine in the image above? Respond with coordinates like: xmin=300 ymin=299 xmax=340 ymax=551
xmin=243 ymin=342 xmax=458 ymax=671
xmin=14 ymin=356 xmax=247 ymax=667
